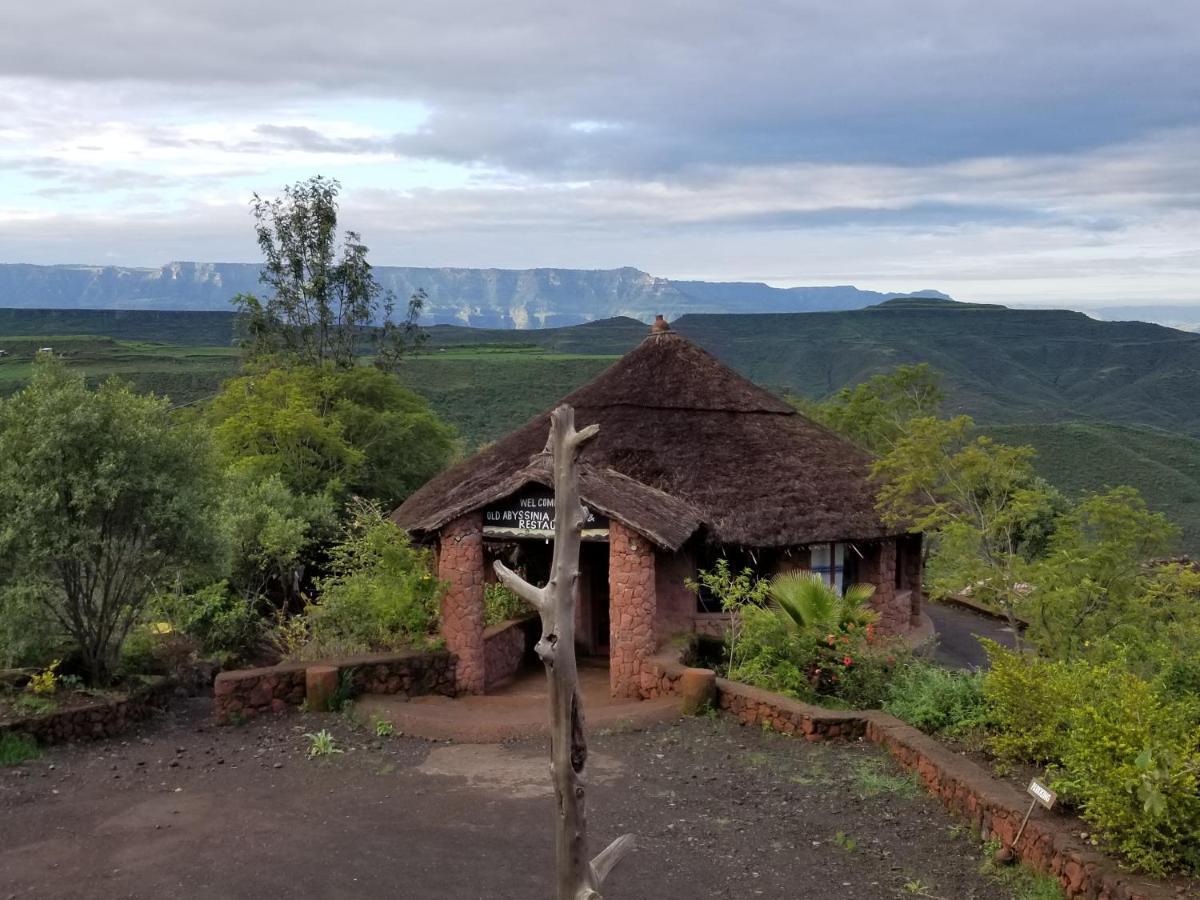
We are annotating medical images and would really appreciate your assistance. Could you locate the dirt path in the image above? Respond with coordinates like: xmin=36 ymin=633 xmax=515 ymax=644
xmin=0 ymin=700 xmax=1032 ymax=899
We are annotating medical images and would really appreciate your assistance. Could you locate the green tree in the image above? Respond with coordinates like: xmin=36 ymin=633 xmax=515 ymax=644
xmin=805 ymin=363 xmax=944 ymax=454
xmin=234 ymin=175 xmax=425 ymax=371
xmin=209 ymin=364 xmax=456 ymax=507
xmin=1023 ymin=487 xmax=1178 ymax=660
xmin=873 ymin=414 xmax=1064 ymax=638
xmin=0 ymin=357 xmax=220 ymax=684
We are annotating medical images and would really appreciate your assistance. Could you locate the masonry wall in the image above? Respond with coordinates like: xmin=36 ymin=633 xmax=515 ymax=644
xmin=438 ymin=513 xmax=487 ymax=694
xmin=213 ymin=650 xmax=456 ymax=724
xmin=653 ymin=547 xmax=696 ymax=640
xmin=609 ymin=520 xmax=657 ymax=698
xmin=860 ymin=538 xmax=912 ymax=634
xmin=0 ymin=678 xmax=179 ymax=746
xmin=483 ymin=616 xmax=538 ymax=691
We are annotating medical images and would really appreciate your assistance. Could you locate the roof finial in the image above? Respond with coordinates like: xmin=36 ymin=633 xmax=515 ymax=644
xmin=650 ymin=314 xmax=671 ymax=334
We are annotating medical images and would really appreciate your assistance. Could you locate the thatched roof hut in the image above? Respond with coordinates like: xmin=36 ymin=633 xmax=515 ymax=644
xmin=394 ymin=317 xmax=922 ymax=698
xmin=393 ymin=318 xmax=894 ymax=551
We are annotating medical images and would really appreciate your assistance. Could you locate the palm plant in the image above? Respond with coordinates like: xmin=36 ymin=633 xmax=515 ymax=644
xmin=768 ymin=572 xmax=878 ymax=632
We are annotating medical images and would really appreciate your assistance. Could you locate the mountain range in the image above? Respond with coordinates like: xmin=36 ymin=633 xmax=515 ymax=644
xmin=0 ymin=262 xmax=949 ymax=328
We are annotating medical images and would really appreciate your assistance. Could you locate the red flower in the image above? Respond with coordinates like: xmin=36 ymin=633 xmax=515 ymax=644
xmin=843 ymin=656 xmax=853 ymax=666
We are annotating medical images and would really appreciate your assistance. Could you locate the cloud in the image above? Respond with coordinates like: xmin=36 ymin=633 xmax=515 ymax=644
xmin=0 ymin=1 xmax=1198 ymax=304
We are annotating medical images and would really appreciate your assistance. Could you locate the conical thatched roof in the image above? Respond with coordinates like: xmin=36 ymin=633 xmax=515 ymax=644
xmin=393 ymin=324 xmax=895 ymax=550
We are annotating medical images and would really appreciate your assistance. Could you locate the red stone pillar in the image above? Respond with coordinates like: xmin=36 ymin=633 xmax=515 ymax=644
xmin=609 ymin=520 xmax=657 ymax=699
xmin=868 ymin=539 xmax=904 ymax=635
xmin=437 ymin=513 xmax=486 ymax=694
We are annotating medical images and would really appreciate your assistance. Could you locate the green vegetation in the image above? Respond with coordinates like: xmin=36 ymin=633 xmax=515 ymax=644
xmin=234 ymin=175 xmax=425 ymax=371
xmin=296 ymin=500 xmax=444 ymax=661
xmin=0 ymin=733 xmax=40 ymax=767
xmin=303 ymin=728 xmax=343 ymax=758
xmin=0 ymin=356 xmax=221 ymax=684
xmin=882 ymin=664 xmax=988 ymax=737
xmin=687 ymin=560 xmax=909 ymax=710
xmin=984 ymin=422 xmax=1200 ymax=551
xmin=483 ymin=582 xmax=532 ymax=627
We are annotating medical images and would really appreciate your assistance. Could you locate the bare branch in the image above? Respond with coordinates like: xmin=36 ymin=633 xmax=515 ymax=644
xmin=589 ymin=833 xmax=636 ymax=887
xmin=492 ymin=559 xmax=547 ymax=612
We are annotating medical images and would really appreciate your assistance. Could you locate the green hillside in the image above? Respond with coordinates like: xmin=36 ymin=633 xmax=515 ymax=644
xmin=983 ymin=422 xmax=1200 ymax=553
xmin=4 ymin=303 xmax=1200 ymax=550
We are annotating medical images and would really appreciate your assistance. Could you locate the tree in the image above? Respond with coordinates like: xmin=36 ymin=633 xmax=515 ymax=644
xmin=1023 ymin=487 xmax=1178 ymax=660
xmin=234 ymin=175 xmax=425 ymax=371
xmin=209 ymin=363 xmax=456 ymax=507
xmin=873 ymin=414 xmax=1064 ymax=640
xmin=494 ymin=406 xmax=634 ymax=900
xmin=804 ymin=363 xmax=944 ymax=454
xmin=0 ymin=357 xmax=220 ymax=684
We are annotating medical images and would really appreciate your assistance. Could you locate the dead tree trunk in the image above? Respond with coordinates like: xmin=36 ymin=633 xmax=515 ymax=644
xmin=494 ymin=404 xmax=635 ymax=900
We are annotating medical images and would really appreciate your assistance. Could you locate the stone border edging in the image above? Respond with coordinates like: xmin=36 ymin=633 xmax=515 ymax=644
xmin=213 ymin=649 xmax=457 ymax=724
xmin=641 ymin=651 xmax=1174 ymax=900
xmin=0 ymin=677 xmax=178 ymax=747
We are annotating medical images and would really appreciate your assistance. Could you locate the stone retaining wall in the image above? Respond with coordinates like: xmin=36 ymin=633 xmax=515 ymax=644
xmin=484 ymin=616 xmax=538 ymax=690
xmin=213 ymin=650 xmax=456 ymax=724
xmin=644 ymin=652 xmax=1174 ymax=900
xmin=0 ymin=678 xmax=178 ymax=746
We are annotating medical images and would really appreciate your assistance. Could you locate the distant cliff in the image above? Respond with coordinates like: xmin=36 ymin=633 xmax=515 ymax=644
xmin=0 ymin=262 xmax=945 ymax=328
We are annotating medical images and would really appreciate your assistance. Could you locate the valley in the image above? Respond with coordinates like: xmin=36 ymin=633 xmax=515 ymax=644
xmin=2 ymin=300 xmax=1198 ymax=550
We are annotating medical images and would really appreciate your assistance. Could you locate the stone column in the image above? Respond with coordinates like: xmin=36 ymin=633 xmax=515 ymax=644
xmin=437 ymin=513 xmax=486 ymax=694
xmin=609 ymin=520 xmax=657 ymax=698
xmin=867 ymin=539 xmax=905 ymax=635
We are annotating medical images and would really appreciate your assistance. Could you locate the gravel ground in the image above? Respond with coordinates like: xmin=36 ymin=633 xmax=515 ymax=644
xmin=0 ymin=699 xmax=1039 ymax=899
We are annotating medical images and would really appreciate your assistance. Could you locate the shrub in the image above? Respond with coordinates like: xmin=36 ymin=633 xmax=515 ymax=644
xmin=1054 ymin=667 xmax=1200 ymax=875
xmin=176 ymin=582 xmax=264 ymax=658
xmin=984 ymin=643 xmax=1200 ymax=875
xmin=304 ymin=500 xmax=444 ymax=655
xmin=483 ymin=582 xmax=532 ymax=627
xmin=982 ymin=641 xmax=1089 ymax=764
xmin=884 ymin=662 xmax=988 ymax=736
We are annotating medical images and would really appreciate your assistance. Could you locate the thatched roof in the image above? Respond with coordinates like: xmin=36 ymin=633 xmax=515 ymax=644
xmin=393 ymin=323 xmax=896 ymax=550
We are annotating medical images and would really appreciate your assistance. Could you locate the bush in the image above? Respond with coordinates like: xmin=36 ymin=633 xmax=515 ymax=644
xmin=304 ymin=500 xmax=444 ymax=656
xmin=982 ymin=641 xmax=1089 ymax=764
xmin=984 ymin=643 xmax=1200 ymax=875
xmin=1055 ymin=667 xmax=1200 ymax=875
xmin=483 ymin=582 xmax=532 ymax=627
xmin=176 ymin=582 xmax=263 ymax=658
xmin=884 ymin=662 xmax=988 ymax=736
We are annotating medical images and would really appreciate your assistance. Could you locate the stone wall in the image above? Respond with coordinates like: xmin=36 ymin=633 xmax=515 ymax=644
xmin=644 ymin=653 xmax=1173 ymax=900
xmin=861 ymin=539 xmax=912 ymax=634
xmin=0 ymin=678 xmax=178 ymax=746
xmin=484 ymin=616 xmax=538 ymax=690
xmin=653 ymin=547 xmax=698 ymax=640
xmin=438 ymin=513 xmax=487 ymax=694
xmin=213 ymin=650 xmax=455 ymax=724
xmin=609 ymin=520 xmax=657 ymax=698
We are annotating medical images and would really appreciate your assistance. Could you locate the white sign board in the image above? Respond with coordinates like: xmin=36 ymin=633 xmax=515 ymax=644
xmin=1027 ymin=779 xmax=1057 ymax=810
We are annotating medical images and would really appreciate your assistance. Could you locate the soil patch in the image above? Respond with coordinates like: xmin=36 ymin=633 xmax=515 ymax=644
xmin=1 ymin=698 xmax=1047 ymax=899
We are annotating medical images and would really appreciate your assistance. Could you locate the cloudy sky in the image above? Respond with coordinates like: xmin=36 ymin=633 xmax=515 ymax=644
xmin=2 ymin=1 xmax=1198 ymax=305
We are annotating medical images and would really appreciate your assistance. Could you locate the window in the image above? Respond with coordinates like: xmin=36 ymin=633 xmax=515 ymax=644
xmin=808 ymin=543 xmax=845 ymax=594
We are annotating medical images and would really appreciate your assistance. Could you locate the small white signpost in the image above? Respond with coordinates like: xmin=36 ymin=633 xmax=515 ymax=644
xmin=997 ymin=778 xmax=1057 ymax=864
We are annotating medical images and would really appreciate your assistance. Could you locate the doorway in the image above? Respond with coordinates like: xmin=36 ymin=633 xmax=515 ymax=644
xmin=579 ymin=541 xmax=610 ymax=658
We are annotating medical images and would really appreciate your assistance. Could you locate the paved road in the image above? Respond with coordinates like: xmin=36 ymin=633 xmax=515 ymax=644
xmin=926 ymin=602 xmax=1019 ymax=670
